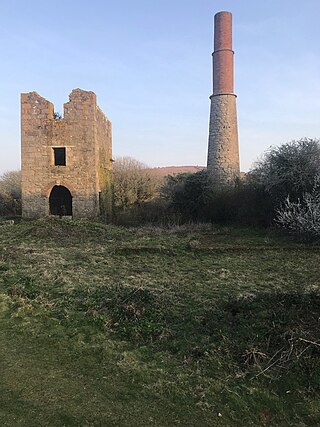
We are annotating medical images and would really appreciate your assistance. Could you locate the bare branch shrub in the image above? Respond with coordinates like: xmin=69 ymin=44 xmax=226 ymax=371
xmin=0 ymin=170 xmax=21 ymax=216
xmin=112 ymin=157 xmax=159 ymax=211
xmin=276 ymin=175 xmax=320 ymax=239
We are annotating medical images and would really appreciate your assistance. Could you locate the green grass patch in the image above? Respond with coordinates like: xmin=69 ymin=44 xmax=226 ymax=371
xmin=0 ymin=218 xmax=319 ymax=426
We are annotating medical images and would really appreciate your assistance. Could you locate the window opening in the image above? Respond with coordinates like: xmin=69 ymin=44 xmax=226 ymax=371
xmin=53 ymin=147 xmax=66 ymax=166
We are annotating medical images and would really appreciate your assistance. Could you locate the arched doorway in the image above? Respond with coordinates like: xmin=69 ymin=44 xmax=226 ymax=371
xmin=49 ymin=185 xmax=72 ymax=216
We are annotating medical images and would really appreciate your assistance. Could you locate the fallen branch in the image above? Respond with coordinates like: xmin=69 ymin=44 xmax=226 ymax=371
xmin=251 ymin=347 xmax=284 ymax=380
xmin=299 ymin=338 xmax=320 ymax=347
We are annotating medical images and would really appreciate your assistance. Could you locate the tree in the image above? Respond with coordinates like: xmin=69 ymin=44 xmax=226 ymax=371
xmin=112 ymin=157 xmax=158 ymax=211
xmin=248 ymin=138 xmax=320 ymax=205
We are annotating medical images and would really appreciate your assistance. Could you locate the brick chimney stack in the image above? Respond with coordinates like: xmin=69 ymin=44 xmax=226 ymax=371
xmin=207 ymin=11 xmax=240 ymax=182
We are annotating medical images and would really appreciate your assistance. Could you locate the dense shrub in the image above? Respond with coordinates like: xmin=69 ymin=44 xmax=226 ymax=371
xmin=112 ymin=157 xmax=159 ymax=210
xmin=161 ymin=170 xmax=271 ymax=226
xmin=111 ymin=157 xmax=161 ymax=223
xmin=161 ymin=171 xmax=211 ymax=222
xmin=0 ymin=170 xmax=21 ymax=216
xmin=111 ymin=198 xmax=176 ymax=226
xmin=276 ymin=176 xmax=320 ymax=240
xmin=243 ymin=138 xmax=320 ymax=225
xmin=249 ymin=138 xmax=320 ymax=204
xmin=160 ymin=139 xmax=320 ymax=227
xmin=160 ymin=172 xmax=234 ymax=224
xmin=110 ymin=139 xmax=320 ymax=228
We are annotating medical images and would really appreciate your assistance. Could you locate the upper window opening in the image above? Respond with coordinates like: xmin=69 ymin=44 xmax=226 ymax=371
xmin=53 ymin=147 xmax=66 ymax=166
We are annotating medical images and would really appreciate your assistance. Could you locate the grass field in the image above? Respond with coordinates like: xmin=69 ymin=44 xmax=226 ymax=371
xmin=0 ymin=219 xmax=319 ymax=426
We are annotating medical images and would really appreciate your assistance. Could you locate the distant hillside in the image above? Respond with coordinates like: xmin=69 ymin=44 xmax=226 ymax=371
xmin=147 ymin=166 xmax=205 ymax=178
xmin=147 ymin=166 xmax=246 ymax=179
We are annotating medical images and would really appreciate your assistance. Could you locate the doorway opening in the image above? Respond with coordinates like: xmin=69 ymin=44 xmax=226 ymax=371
xmin=49 ymin=185 xmax=72 ymax=216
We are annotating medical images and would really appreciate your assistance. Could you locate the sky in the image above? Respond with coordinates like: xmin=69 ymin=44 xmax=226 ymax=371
xmin=1 ymin=0 xmax=320 ymax=174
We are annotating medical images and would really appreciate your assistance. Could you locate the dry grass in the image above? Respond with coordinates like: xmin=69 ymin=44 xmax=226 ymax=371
xmin=0 ymin=218 xmax=319 ymax=426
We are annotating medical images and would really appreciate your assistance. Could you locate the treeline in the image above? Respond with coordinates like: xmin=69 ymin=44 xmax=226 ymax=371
xmin=1 ymin=138 xmax=320 ymax=239
xmin=111 ymin=139 xmax=320 ymax=239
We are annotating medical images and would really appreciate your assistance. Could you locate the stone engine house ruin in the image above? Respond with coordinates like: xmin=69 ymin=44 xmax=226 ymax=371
xmin=21 ymin=89 xmax=112 ymax=219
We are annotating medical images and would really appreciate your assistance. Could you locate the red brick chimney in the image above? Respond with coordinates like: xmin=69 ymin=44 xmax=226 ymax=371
xmin=213 ymin=11 xmax=234 ymax=95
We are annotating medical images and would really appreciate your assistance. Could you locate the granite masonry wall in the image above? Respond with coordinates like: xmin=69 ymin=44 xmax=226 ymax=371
xmin=21 ymin=89 xmax=112 ymax=218
xmin=207 ymin=94 xmax=239 ymax=181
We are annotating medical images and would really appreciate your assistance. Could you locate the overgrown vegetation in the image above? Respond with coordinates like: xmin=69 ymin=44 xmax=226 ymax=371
xmin=98 ymin=138 xmax=319 ymax=231
xmin=154 ymin=138 xmax=320 ymax=232
xmin=112 ymin=156 xmax=160 ymax=223
xmin=0 ymin=170 xmax=21 ymax=217
xmin=249 ymin=138 xmax=320 ymax=204
xmin=0 ymin=219 xmax=319 ymax=426
xmin=2 ymin=139 xmax=320 ymax=238
xmin=276 ymin=175 xmax=320 ymax=240
xmin=1 ymin=106 xmax=319 ymax=425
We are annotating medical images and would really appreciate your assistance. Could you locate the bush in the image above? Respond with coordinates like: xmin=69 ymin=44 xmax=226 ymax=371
xmin=249 ymin=138 xmax=320 ymax=204
xmin=111 ymin=198 xmax=175 ymax=226
xmin=162 ymin=171 xmax=211 ymax=222
xmin=276 ymin=176 xmax=320 ymax=240
xmin=111 ymin=139 xmax=320 ymax=228
xmin=0 ymin=170 xmax=21 ymax=216
xmin=241 ymin=138 xmax=320 ymax=226
xmin=160 ymin=165 xmax=302 ymax=227
xmin=111 ymin=157 xmax=160 ymax=222
xmin=160 ymin=171 xmax=258 ymax=225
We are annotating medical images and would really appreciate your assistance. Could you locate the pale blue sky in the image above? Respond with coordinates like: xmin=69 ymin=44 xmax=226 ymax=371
xmin=1 ymin=0 xmax=320 ymax=173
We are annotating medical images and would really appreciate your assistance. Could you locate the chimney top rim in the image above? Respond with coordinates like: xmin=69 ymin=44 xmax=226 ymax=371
xmin=214 ymin=11 xmax=232 ymax=17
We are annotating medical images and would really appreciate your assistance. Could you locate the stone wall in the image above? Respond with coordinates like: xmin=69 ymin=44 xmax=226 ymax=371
xmin=207 ymin=94 xmax=240 ymax=181
xmin=21 ymin=89 xmax=112 ymax=219
xmin=96 ymin=106 xmax=113 ymax=219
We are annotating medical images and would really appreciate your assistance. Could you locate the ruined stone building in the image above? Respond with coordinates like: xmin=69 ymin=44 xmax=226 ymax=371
xmin=207 ymin=11 xmax=240 ymax=182
xmin=21 ymin=89 xmax=112 ymax=219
